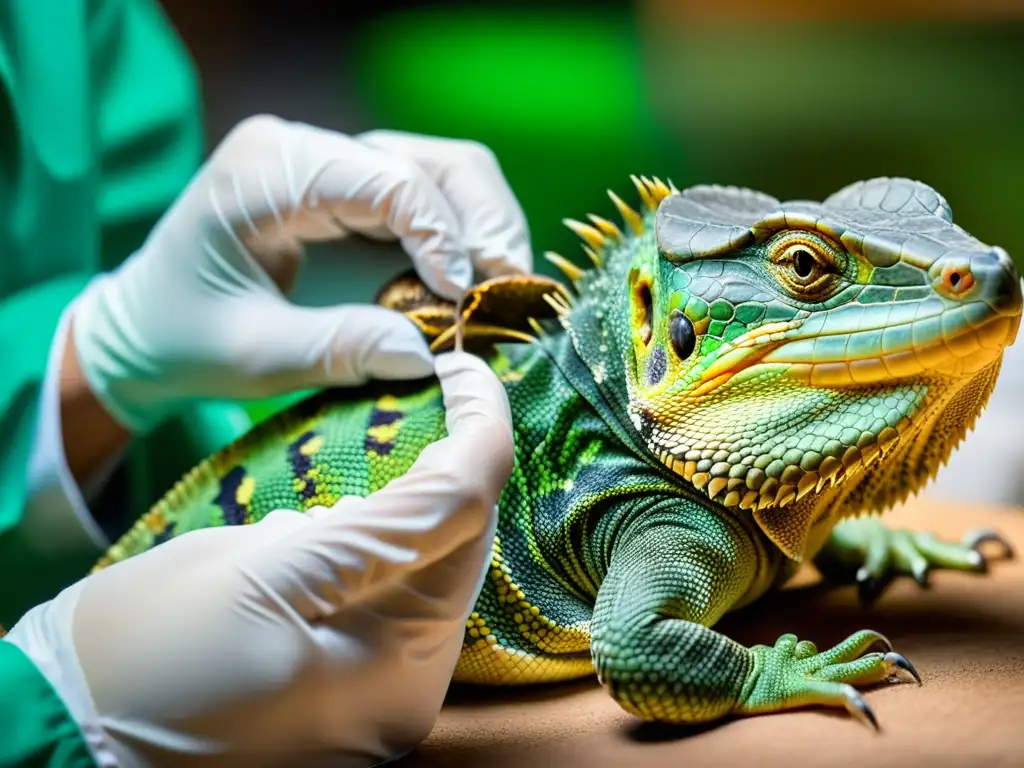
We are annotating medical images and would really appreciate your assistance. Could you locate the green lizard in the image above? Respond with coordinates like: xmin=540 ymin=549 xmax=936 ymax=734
xmin=93 ymin=175 xmax=1022 ymax=729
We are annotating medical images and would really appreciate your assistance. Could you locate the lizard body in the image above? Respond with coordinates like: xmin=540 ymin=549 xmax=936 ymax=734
xmin=94 ymin=176 xmax=1022 ymax=727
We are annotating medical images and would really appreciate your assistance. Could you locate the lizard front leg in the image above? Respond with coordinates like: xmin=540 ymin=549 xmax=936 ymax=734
xmin=815 ymin=516 xmax=1014 ymax=605
xmin=590 ymin=504 xmax=919 ymax=727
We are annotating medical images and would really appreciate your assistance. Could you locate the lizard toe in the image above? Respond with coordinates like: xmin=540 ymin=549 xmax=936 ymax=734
xmin=738 ymin=630 xmax=913 ymax=729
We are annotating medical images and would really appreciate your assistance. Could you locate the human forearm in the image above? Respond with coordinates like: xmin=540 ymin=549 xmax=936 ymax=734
xmin=58 ymin=319 xmax=130 ymax=488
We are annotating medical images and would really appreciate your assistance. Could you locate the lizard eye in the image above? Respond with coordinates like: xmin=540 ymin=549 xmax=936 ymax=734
xmin=768 ymin=232 xmax=844 ymax=300
xmin=792 ymin=248 xmax=815 ymax=280
xmin=669 ymin=310 xmax=696 ymax=360
xmin=783 ymin=244 xmax=826 ymax=285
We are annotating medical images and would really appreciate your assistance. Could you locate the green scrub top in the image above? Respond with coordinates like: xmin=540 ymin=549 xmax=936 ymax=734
xmin=0 ymin=641 xmax=96 ymax=766
xmin=0 ymin=0 xmax=249 ymax=630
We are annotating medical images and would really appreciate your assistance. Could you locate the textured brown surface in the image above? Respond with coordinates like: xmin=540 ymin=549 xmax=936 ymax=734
xmin=402 ymin=497 xmax=1024 ymax=767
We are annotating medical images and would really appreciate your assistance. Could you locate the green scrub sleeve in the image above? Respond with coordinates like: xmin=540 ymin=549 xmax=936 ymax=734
xmin=0 ymin=0 xmax=207 ymax=628
xmin=0 ymin=640 xmax=97 ymax=767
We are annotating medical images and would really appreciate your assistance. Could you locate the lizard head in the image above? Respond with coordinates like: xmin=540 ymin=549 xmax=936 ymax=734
xmin=570 ymin=177 xmax=1021 ymax=560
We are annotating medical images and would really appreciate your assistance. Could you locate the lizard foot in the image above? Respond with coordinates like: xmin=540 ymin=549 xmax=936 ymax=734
xmin=738 ymin=630 xmax=920 ymax=730
xmin=815 ymin=516 xmax=1014 ymax=605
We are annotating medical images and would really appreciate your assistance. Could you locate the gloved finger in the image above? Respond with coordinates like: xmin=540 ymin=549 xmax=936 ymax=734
xmin=203 ymin=115 xmax=474 ymax=301
xmin=434 ymin=351 xmax=514 ymax=433
xmin=225 ymin=299 xmax=434 ymax=392
xmin=357 ymin=130 xmax=533 ymax=278
xmin=252 ymin=508 xmax=313 ymax=533
xmin=305 ymin=497 xmax=362 ymax=521
xmin=235 ymin=351 xmax=514 ymax=617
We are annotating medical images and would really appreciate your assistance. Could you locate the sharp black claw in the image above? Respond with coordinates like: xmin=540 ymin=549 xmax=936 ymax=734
xmin=861 ymin=700 xmax=880 ymax=731
xmin=856 ymin=567 xmax=888 ymax=606
xmin=967 ymin=550 xmax=988 ymax=573
xmin=912 ymin=563 xmax=930 ymax=587
xmin=884 ymin=651 xmax=922 ymax=685
xmin=963 ymin=528 xmax=1015 ymax=561
xmin=844 ymin=686 xmax=880 ymax=731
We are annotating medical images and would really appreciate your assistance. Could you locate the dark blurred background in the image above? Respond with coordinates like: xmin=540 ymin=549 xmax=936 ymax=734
xmin=157 ymin=0 xmax=1024 ymax=505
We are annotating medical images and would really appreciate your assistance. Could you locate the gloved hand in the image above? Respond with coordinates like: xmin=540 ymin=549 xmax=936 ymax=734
xmin=71 ymin=115 xmax=532 ymax=434
xmin=6 ymin=352 xmax=514 ymax=768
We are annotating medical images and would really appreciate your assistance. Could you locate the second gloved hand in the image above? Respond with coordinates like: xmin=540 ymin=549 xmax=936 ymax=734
xmin=71 ymin=116 xmax=532 ymax=434
xmin=5 ymin=352 xmax=514 ymax=767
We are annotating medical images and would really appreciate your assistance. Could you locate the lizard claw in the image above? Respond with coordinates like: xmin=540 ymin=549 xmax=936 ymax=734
xmin=962 ymin=528 xmax=1014 ymax=562
xmin=910 ymin=559 xmax=930 ymax=587
xmin=856 ymin=567 xmax=890 ymax=607
xmin=820 ymin=518 xmax=1013 ymax=605
xmin=883 ymin=651 xmax=922 ymax=685
xmin=739 ymin=629 xmax=908 ymax=730
xmin=841 ymin=684 xmax=879 ymax=731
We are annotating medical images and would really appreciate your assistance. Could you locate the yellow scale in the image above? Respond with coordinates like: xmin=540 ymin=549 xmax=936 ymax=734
xmin=454 ymin=535 xmax=594 ymax=685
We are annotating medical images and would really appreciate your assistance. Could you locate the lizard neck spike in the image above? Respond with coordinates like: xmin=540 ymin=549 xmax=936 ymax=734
xmin=586 ymin=214 xmax=624 ymax=243
xmin=607 ymin=188 xmax=644 ymax=237
xmin=582 ymin=245 xmax=603 ymax=269
xmin=631 ymin=174 xmax=656 ymax=211
xmin=634 ymin=175 xmax=673 ymax=210
xmin=544 ymin=251 xmax=585 ymax=283
xmin=562 ymin=218 xmax=608 ymax=251
xmin=647 ymin=176 xmax=673 ymax=203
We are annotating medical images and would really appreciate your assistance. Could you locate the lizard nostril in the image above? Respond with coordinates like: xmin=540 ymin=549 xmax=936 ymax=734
xmin=939 ymin=264 xmax=974 ymax=297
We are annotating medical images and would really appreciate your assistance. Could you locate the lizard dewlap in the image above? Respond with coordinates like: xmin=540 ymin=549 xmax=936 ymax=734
xmin=94 ymin=176 xmax=1022 ymax=729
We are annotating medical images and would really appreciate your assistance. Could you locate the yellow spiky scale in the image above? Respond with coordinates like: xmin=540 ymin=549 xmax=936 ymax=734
xmin=631 ymin=175 xmax=655 ymax=211
xmin=606 ymin=189 xmax=644 ymax=237
xmin=707 ymin=477 xmax=728 ymax=499
xmin=582 ymin=245 xmax=603 ymax=269
xmin=543 ymin=251 xmax=584 ymax=282
xmin=586 ymin=214 xmax=623 ymax=242
xmin=562 ymin=218 xmax=607 ymax=251
xmin=647 ymin=176 xmax=673 ymax=202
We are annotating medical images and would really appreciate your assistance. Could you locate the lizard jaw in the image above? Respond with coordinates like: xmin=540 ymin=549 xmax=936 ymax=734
xmin=647 ymin=350 xmax=1002 ymax=537
xmin=682 ymin=295 xmax=1021 ymax=399
xmin=639 ymin=283 xmax=1019 ymax=519
xmin=642 ymin=293 xmax=1017 ymax=515
xmin=647 ymin=355 xmax=1002 ymax=560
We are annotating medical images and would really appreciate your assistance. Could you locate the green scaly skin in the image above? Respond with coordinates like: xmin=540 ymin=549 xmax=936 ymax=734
xmin=94 ymin=176 xmax=1023 ymax=729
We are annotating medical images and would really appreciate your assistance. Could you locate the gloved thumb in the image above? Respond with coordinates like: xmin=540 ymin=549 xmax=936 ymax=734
xmin=434 ymin=351 xmax=514 ymax=432
xmin=237 ymin=300 xmax=436 ymax=392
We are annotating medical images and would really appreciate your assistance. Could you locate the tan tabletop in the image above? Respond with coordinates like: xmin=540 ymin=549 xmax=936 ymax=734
xmin=401 ymin=497 xmax=1024 ymax=766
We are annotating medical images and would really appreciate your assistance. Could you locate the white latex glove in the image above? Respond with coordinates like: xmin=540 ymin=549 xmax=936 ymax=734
xmin=72 ymin=115 xmax=532 ymax=433
xmin=6 ymin=352 xmax=514 ymax=768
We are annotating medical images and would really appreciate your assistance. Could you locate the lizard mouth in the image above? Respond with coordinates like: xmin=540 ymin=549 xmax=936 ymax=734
xmin=686 ymin=296 xmax=1021 ymax=397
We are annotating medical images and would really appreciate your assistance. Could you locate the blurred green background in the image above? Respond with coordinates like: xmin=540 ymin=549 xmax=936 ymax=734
xmin=166 ymin=0 xmax=1024 ymax=279
xmin=160 ymin=0 xmax=1024 ymax=433
xmin=348 ymin=5 xmax=686 ymax=266
xmin=349 ymin=5 xmax=1023 ymax=278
